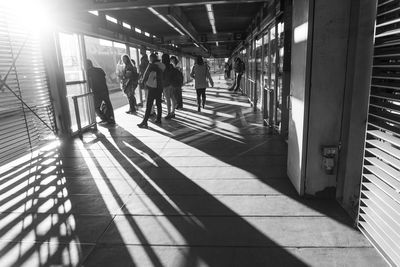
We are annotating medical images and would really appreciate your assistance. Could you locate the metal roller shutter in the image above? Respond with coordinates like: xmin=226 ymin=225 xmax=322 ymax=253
xmin=0 ymin=5 xmax=56 ymax=166
xmin=358 ymin=0 xmax=400 ymax=265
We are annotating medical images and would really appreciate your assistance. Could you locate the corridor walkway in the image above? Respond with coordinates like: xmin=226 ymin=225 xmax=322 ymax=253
xmin=0 ymin=75 xmax=386 ymax=266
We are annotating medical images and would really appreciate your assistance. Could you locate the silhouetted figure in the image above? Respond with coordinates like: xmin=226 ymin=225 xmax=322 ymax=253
xmin=86 ymin=59 xmax=115 ymax=125
xmin=117 ymin=54 xmax=139 ymax=113
xmin=162 ymin=54 xmax=177 ymax=119
xmin=229 ymin=57 xmax=245 ymax=92
xmin=190 ymin=55 xmax=214 ymax=112
xmin=137 ymin=53 xmax=165 ymax=128
xmin=170 ymin=56 xmax=184 ymax=109
xmin=224 ymin=60 xmax=232 ymax=79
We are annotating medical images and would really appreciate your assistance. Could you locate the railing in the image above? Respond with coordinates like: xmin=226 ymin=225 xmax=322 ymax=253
xmin=71 ymin=92 xmax=97 ymax=137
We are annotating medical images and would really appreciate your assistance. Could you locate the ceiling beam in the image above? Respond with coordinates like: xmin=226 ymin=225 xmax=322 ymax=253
xmin=166 ymin=6 xmax=209 ymax=54
xmin=164 ymin=32 xmax=246 ymax=44
xmin=60 ymin=0 xmax=270 ymax=12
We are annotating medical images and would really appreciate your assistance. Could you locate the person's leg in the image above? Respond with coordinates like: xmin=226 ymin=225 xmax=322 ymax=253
xmin=155 ymin=90 xmax=162 ymax=123
xmin=170 ymin=87 xmax=176 ymax=116
xmin=95 ymin=105 xmax=107 ymax=122
xmin=177 ymin=86 xmax=183 ymax=108
xmin=228 ymin=72 xmax=237 ymax=91
xmin=234 ymin=73 xmax=243 ymax=92
xmin=201 ymin=89 xmax=206 ymax=108
xmin=128 ymin=95 xmax=136 ymax=112
xmin=104 ymin=97 xmax=115 ymax=123
xmin=144 ymin=89 xmax=155 ymax=114
xmin=164 ymin=87 xmax=172 ymax=117
xmin=196 ymin=89 xmax=202 ymax=112
xmin=138 ymin=90 xmax=155 ymax=127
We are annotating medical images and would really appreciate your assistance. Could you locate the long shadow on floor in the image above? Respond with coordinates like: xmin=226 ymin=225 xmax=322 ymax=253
xmin=78 ymin=128 xmax=309 ymax=267
xmin=137 ymin=87 xmax=354 ymax=227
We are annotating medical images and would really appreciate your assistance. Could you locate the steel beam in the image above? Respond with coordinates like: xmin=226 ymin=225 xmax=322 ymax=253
xmin=166 ymin=6 xmax=209 ymax=53
xmin=59 ymin=0 xmax=270 ymax=12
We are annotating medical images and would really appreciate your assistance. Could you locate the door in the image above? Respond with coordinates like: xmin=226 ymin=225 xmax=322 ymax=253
xmin=287 ymin=0 xmax=310 ymax=195
xmin=263 ymin=24 xmax=275 ymax=127
xmin=58 ymin=33 xmax=91 ymax=134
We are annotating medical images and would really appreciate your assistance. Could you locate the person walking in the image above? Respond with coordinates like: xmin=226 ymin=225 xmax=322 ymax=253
xmin=190 ymin=55 xmax=214 ymax=112
xmin=86 ymin=59 xmax=115 ymax=125
xmin=228 ymin=57 xmax=245 ymax=93
xmin=118 ymin=54 xmax=139 ymax=114
xmin=161 ymin=54 xmax=176 ymax=119
xmin=170 ymin=56 xmax=184 ymax=109
xmin=137 ymin=53 xmax=165 ymax=128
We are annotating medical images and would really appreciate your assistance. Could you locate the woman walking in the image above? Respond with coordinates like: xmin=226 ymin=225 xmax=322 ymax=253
xmin=118 ymin=54 xmax=139 ymax=114
xmin=190 ymin=56 xmax=214 ymax=112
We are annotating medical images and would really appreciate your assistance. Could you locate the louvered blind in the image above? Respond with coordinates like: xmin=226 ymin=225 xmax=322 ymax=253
xmin=0 ymin=5 xmax=56 ymax=166
xmin=358 ymin=0 xmax=400 ymax=266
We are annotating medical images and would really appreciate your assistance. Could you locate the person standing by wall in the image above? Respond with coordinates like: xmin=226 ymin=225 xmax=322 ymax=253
xmin=170 ymin=56 xmax=184 ymax=109
xmin=162 ymin=54 xmax=177 ymax=119
xmin=86 ymin=59 xmax=115 ymax=125
xmin=228 ymin=57 xmax=245 ymax=93
xmin=117 ymin=54 xmax=139 ymax=114
xmin=190 ymin=55 xmax=214 ymax=112
xmin=137 ymin=53 xmax=165 ymax=128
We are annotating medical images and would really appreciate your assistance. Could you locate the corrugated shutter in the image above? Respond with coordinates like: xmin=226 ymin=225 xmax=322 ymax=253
xmin=0 ymin=5 xmax=56 ymax=166
xmin=358 ymin=0 xmax=400 ymax=266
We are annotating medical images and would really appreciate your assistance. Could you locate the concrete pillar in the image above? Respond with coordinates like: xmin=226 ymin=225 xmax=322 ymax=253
xmin=287 ymin=0 xmax=377 ymax=203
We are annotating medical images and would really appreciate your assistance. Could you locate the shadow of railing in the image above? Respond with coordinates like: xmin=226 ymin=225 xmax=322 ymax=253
xmin=0 ymin=142 xmax=133 ymax=267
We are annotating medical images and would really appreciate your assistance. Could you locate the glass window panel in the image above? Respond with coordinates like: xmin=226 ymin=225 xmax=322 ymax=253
xmin=84 ymin=35 xmax=127 ymax=90
xmin=59 ymin=33 xmax=84 ymax=82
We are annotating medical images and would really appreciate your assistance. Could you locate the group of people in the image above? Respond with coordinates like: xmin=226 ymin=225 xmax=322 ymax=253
xmin=86 ymin=51 xmax=215 ymax=129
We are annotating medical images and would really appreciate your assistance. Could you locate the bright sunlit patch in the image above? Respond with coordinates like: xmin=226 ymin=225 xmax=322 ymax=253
xmin=294 ymin=22 xmax=308 ymax=43
xmin=0 ymin=0 xmax=53 ymax=34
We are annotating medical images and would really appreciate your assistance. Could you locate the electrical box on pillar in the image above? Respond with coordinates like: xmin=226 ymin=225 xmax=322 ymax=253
xmin=321 ymin=146 xmax=338 ymax=175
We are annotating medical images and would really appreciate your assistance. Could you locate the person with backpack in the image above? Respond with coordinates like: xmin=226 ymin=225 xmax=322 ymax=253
xmin=161 ymin=54 xmax=177 ymax=119
xmin=170 ymin=56 xmax=184 ymax=109
xmin=137 ymin=53 xmax=165 ymax=128
xmin=117 ymin=54 xmax=139 ymax=113
xmin=228 ymin=57 xmax=245 ymax=93
xmin=86 ymin=59 xmax=115 ymax=125
xmin=190 ymin=55 xmax=214 ymax=112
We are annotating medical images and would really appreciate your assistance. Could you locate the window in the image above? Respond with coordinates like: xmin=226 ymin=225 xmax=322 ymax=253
xmin=122 ymin=22 xmax=131 ymax=29
xmin=84 ymin=36 xmax=127 ymax=91
xmin=105 ymin=15 xmax=117 ymax=24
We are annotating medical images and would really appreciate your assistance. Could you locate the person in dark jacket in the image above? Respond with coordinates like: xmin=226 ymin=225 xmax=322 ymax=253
xmin=86 ymin=59 xmax=115 ymax=125
xmin=171 ymin=56 xmax=183 ymax=109
xmin=137 ymin=53 xmax=165 ymax=128
xmin=228 ymin=57 xmax=245 ymax=92
xmin=162 ymin=54 xmax=176 ymax=119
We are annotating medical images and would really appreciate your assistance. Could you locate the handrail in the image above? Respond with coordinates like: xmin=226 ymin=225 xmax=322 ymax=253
xmin=71 ymin=91 xmax=97 ymax=138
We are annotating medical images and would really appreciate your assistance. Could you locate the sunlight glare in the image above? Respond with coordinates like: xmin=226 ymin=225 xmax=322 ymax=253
xmin=1 ymin=0 xmax=52 ymax=33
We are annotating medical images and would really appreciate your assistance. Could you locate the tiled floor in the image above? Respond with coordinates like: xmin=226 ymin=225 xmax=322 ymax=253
xmin=0 ymin=76 xmax=387 ymax=266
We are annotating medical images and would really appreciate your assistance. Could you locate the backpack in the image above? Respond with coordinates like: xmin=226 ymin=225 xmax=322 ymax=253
xmin=170 ymin=67 xmax=184 ymax=88
xmin=146 ymin=70 xmax=157 ymax=88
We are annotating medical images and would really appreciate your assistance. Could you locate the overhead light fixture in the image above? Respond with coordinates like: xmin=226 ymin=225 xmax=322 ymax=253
xmin=105 ymin=15 xmax=118 ymax=24
xmin=148 ymin=7 xmax=185 ymax=36
xmin=216 ymin=42 xmax=219 ymax=47
xmin=194 ymin=43 xmax=199 ymax=47
xmin=88 ymin=10 xmax=98 ymax=16
xmin=122 ymin=22 xmax=131 ymax=29
xmin=206 ymin=4 xmax=217 ymax=34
